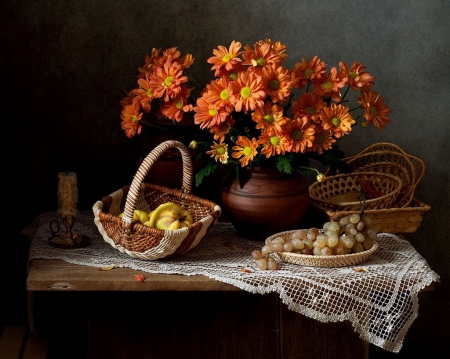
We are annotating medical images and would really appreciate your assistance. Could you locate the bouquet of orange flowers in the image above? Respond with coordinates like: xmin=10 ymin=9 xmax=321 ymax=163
xmin=119 ymin=47 xmax=199 ymax=147
xmin=191 ymin=39 xmax=391 ymax=186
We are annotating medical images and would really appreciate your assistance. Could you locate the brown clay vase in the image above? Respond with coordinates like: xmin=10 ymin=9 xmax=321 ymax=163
xmin=220 ymin=168 xmax=310 ymax=240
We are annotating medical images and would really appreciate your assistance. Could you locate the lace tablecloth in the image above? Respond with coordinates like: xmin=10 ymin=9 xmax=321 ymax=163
xmin=23 ymin=211 xmax=439 ymax=353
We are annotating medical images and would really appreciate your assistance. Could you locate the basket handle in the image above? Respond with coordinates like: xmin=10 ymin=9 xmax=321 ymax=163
xmin=122 ymin=140 xmax=194 ymax=223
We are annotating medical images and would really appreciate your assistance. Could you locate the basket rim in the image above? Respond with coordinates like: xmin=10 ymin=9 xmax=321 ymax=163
xmin=309 ymin=171 xmax=403 ymax=207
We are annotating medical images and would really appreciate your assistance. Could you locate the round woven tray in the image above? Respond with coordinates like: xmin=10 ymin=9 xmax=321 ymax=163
xmin=267 ymin=230 xmax=379 ymax=267
xmin=309 ymin=171 xmax=403 ymax=211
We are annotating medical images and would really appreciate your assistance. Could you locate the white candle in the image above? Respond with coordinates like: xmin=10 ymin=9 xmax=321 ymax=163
xmin=57 ymin=172 xmax=78 ymax=217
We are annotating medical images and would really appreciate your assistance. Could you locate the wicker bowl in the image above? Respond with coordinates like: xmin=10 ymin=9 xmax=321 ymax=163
xmin=309 ymin=172 xmax=403 ymax=211
xmin=267 ymin=230 xmax=379 ymax=267
xmin=92 ymin=140 xmax=222 ymax=260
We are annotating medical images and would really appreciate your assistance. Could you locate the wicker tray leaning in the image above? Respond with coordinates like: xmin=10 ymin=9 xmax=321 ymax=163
xmin=336 ymin=142 xmax=426 ymax=208
xmin=92 ymin=140 xmax=222 ymax=260
xmin=318 ymin=142 xmax=430 ymax=234
xmin=267 ymin=230 xmax=379 ymax=267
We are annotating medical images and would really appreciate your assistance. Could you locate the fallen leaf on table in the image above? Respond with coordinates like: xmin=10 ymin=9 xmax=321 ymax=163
xmin=354 ymin=267 xmax=370 ymax=273
xmin=98 ymin=265 xmax=116 ymax=271
xmin=134 ymin=274 xmax=145 ymax=282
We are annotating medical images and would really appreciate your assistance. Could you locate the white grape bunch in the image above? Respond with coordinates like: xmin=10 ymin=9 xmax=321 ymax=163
xmin=251 ymin=214 xmax=377 ymax=271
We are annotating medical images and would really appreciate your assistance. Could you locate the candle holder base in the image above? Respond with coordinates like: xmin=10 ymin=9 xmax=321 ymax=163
xmin=48 ymin=233 xmax=90 ymax=249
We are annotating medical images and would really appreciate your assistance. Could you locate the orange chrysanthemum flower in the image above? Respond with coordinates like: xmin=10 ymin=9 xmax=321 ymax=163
xmin=207 ymin=141 xmax=229 ymax=164
xmin=308 ymin=126 xmax=336 ymax=154
xmin=193 ymin=95 xmax=231 ymax=129
xmin=135 ymin=74 xmax=154 ymax=113
xmin=209 ymin=118 xmax=235 ymax=143
xmin=258 ymin=129 xmax=290 ymax=158
xmin=312 ymin=67 xmax=347 ymax=103
xmin=320 ymin=103 xmax=356 ymax=138
xmin=229 ymin=70 xmax=266 ymax=113
xmin=138 ymin=48 xmax=163 ymax=75
xmin=242 ymin=41 xmax=287 ymax=69
xmin=149 ymin=61 xmax=188 ymax=102
xmin=282 ymin=115 xmax=316 ymax=153
xmin=207 ymin=40 xmax=243 ymax=76
xmin=252 ymin=102 xmax=287 ymax=135
xmin=120 ymin=100 xmax=143 ymax=139
xmin=358 ymin=90 xmax=391 ymax=130
xmin=231 ymin=136 xmax=259 ymax=167
xmin=339 ymin=61 xmax=375 ymax=91
xmin=291 ymin=92 xmax=326 ymax=124
xmin=293 ymin=56 xmax=326 ymax=88
xmin=255 ymin=39 xmax=288 ymax=57
xmin=203 ymin=77 xmax=233 ymax=108
xmin=160 ymin=86 xmax=194 ymax=122
xmin=261 ymin=64 xmax=293 ymax=104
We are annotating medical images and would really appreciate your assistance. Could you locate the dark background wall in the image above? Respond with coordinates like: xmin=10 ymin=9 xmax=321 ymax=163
xmin=2 ymin=0 xmax=449 ymax=357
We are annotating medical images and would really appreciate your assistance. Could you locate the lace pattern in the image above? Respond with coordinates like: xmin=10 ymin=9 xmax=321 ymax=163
xmin=23 ymin=211 xmax=439 ymax=353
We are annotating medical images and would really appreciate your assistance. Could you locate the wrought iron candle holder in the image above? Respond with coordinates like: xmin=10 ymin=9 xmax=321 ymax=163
xmin=48 ymin=172 xmax=90 ymax=249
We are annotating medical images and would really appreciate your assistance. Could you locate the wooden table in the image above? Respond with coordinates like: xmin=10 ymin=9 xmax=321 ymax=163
xmin=27 ymin=258 xmax=372 ymax=359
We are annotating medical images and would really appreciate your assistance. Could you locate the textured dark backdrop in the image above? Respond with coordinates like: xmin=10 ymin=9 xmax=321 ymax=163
xmin=2 ymin=1 xmax=449 ymax=357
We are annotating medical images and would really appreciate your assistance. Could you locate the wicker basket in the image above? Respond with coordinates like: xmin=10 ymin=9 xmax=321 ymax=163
xmin=92 ymin=140 xmax=222 ymax=260
xmin=322 ymin=198 xmax=430 ymax=234
xmin=309 ymin=172 xmax=403 ymax=211
xmin=267 ymin=230 xmax=379 ymax=267
xmin=326 ymin=142 xmax=425 ymax=208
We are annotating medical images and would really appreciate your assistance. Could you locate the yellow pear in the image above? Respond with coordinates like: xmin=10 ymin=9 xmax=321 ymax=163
xmin=133 ymin=209 xmax=150 ymax=223
xmin=148 ymin=202 xmax=193 ymax=230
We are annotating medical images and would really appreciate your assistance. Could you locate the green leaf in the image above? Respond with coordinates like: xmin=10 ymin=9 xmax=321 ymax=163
xmin=195 ymin=162 xmax=217 ymax=187
xmin=276 ymin=156 xmax=293 ymax=174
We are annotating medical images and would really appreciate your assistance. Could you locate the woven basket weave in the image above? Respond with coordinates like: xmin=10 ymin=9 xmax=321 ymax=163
xmin=309 ymin=172 xmax=403 ymax=211
xmin=325 ymin=142 xmax=425 ymax=208
xmin=267 ymin=230 xmax=379 ymax=267
xmin=92 ymin=140 xmax=222 ymax=260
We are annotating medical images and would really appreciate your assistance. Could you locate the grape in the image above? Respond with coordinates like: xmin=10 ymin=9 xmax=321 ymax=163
xmin=349 ymin=213 xmax=360 ymax=224
xmin=339 ymin=235 xmax=355 ymax=249
xmin=314 ymin=235 xmax=328 ymax=249
xmin=313 ymin=247 xmax=322 ymax=256
xmin=267 ymin=257 xmax=277 ymax=270
xmin=352 ymin=242 xmax=364 ymax=253
xmin=272 ymin=236 xmax=285 ymax=245
xmin=333 ymin=243 xmax=346 ymax=255
xmin=272 ymin=242 xmax=284 ymax=253
xmin=261 ymin=244 xmax=273 ymax=256
xmin=255 ymin=258 xmax=268 ymax=270
xmin=356 ymin=221 xmax=365 ymax=231
xmin=283 ymin=242 xmax=294 ymax=252
xmin=320 ymin=246 xmax=333 ymax=256
xmin=303 ymin=238 xmax=314 ymax=249
xmin=306 ymin=229 xmax=318 ymax=241
xmin=251 ymin=250 xmax=263 ymax=260
xmin=322 ymin=222 xmax=332 ymax=231
xmin=355 ymin=233 xmax=365 ymax=243
xmin=328 ymin=221 xmax=340 ymax=233
xmin=291 ymin=238 xmax=304 ymax=250
xmin=327 ymin=234 xmax=339 ymax=248
xmin=362 ymin=237 xmax=375 ymax=250
xmin=301 ymin=248 xmax=312 ymax=255
xmin=291 ymin=229 xmax=307 ymax=240
xmin=339 ymin=216 xmax=350 ymax=226
xmin=366 ymin=228 xmax=377 ymax=240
